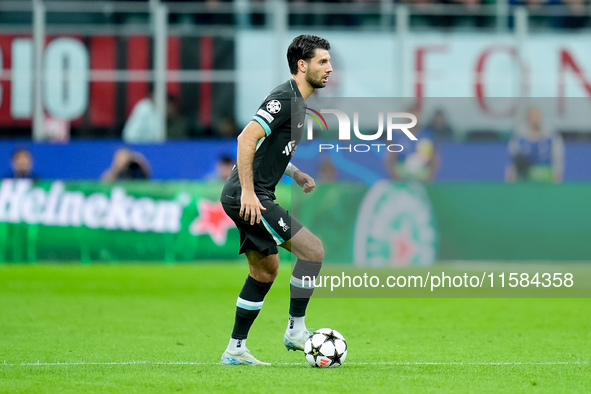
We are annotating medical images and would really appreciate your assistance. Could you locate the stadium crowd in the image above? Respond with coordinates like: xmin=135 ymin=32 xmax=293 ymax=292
xmin=11 ymin=0 xmax=589 ymax=30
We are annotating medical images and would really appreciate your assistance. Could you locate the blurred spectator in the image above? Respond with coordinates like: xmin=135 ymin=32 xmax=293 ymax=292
xmin=290 ymin=0 xmax=315 ymax=26
xmin=425 ymin=109 xmax=454 ymax=142
xmin=317 ymin=157 xmax=339 ymax=182
xmin=193 ymin=0 xmax=234 ymax=26
xmin=505 ymin=107 xmax=564 ymax=183
xmin=287 ymin=0 xmax=364 ymax=27
xmin=402 ymin=0 xmax=491 ymax=29
xmin=551 ymin=0 xmax=589 ymax=29
xmin=385 ymin=107 xmax=440 ymax=183
xmin=217 ymin=116 xmax=240 ymax=139
xmin=250 ymin=0 xmax=266 ymax=26
xmin=101 ymin=148 xmax=151 ymax=182
xmin=122 ymin=91 xmax=165 ymax=143
xmin=510 ymin=0 xmax=589 ymax=29
xmin=5 ymin=148 xmax=39 ymax=180
xmin=166 ymin=94 xmax=190 ymax=140
xmin=207 ymin=154 xmax=235 ymax=181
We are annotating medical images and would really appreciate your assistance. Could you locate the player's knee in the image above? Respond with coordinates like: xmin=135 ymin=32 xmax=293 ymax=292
xmin=315 ymin=243 xmax=325 ymax=262
xmin=253 ymin=267 xmax=278 ymax=283
xmin=307 ymin=237 xmax=325 ymax=262
xmin=265 ymin=264 xmax=279 ymax=280
xmin=250 ymin=260 xmax=279 ymax=283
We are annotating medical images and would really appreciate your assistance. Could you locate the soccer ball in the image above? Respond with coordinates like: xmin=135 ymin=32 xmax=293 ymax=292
xmin=304 ymin=328 xmax=347 ymax=368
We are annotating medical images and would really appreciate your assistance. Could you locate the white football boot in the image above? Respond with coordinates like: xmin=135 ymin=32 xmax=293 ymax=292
xmin=283 ymin=329 xmax=313 ymax=352
xmin=220 ymin=348 xmax=270 ymax=366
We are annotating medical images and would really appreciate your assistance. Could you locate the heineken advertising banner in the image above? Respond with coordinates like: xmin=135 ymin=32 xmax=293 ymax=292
xmin=0 ymin=179 xmax=282 ymax=263
xmin=0 ymin=179 xmax=437 ymax=264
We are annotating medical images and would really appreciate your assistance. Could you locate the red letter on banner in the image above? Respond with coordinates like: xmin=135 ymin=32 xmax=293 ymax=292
xmin=558 ymin=48 xmax=591 ymax=114
xmin=475 ymin=45 xmax=528 ymax=118
xmin=414 ymin=45 xmax=447 ymax=111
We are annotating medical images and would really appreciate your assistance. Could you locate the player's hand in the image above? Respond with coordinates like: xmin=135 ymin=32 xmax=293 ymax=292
xmin=240 ymin=191 xmax=266 ymax=225
xmin=294 ymin=170 xmax=316 ymax=193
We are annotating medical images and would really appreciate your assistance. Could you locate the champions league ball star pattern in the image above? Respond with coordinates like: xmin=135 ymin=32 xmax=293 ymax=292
xmin=304 ymin=328 xmax=347 ymax=368
xmin=266 ymin=100 xmax=282 ymax=114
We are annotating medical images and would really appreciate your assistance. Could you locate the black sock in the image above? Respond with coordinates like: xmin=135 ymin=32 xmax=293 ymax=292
xmin=289 ymin=259 xmax=322 ymax=317
xmin=231 ymin=275 xmax=273 ymax=340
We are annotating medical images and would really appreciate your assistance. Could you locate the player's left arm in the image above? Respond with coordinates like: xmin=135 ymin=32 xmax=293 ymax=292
xmin=285 ymin=162 xmax=316 ymax=193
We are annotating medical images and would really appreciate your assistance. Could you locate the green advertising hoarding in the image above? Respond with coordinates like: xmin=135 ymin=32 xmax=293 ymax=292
xmin=292 ymin=180 xmax=437 ymax=266
xmin=427 ymin=183 xmax=591 ymax=261
xmin=0 ymin=179 xmax=437 ymax=264
xmin=295 ymin=181 xmax=591 ymax=262
xmin=0 ymin=179 xmax=293 ymax=263
xmin=1 ymin=179 xmax=589 ymax=263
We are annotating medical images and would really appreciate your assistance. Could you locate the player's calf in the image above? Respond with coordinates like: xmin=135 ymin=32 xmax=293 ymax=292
xmin=282 ymin=228 xmax=324 ymax=352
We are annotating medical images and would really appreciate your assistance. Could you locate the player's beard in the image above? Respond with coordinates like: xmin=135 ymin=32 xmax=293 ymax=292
xmin=306 ymin=72 xmax=326 ymax=89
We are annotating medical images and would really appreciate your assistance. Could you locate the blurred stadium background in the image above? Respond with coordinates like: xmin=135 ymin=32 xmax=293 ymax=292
xmin=1 ymin=0 xmax=590 ymax=264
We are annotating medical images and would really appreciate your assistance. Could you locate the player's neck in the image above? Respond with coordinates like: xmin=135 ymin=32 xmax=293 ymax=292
xmin=292 ymin=75 xmax=315 ymax=100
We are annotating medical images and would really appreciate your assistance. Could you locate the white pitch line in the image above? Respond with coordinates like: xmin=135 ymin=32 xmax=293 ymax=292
xmin=2 ymin=360 xmax=588 ymax=367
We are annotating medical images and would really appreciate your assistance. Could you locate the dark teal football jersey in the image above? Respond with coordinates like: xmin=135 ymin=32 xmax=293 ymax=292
xmin=221 ymin=79 xmax=306 ymax=203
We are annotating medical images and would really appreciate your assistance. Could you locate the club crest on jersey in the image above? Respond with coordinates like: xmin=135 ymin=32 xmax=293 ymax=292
xmin=282 ymin=140 xmax=296 ymax=156
xmin=266 ymin=100 xmax=282 ymax=114
xmin=278 ymin=217 xmax=290 ymax=232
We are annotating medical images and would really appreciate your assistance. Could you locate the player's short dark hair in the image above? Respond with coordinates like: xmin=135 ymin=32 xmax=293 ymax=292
xmin=287 ymin=35 xmax=331 ymax=75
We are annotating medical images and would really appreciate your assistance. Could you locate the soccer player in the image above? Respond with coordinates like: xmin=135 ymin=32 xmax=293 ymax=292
xmin=220 ymin=35 xmax=333 ymax=365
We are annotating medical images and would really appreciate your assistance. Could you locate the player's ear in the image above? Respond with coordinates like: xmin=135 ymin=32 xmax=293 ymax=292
xmin=298 ymin=59 xmax=307 ymax=73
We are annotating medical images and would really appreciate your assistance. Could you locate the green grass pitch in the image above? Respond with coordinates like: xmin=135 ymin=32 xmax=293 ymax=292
xmin=0 ymin=263 xmax=589 ymax=393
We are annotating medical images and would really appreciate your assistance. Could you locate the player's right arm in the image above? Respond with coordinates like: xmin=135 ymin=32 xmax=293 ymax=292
xmin=236 ymin=121 xmax=267 ymax=225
